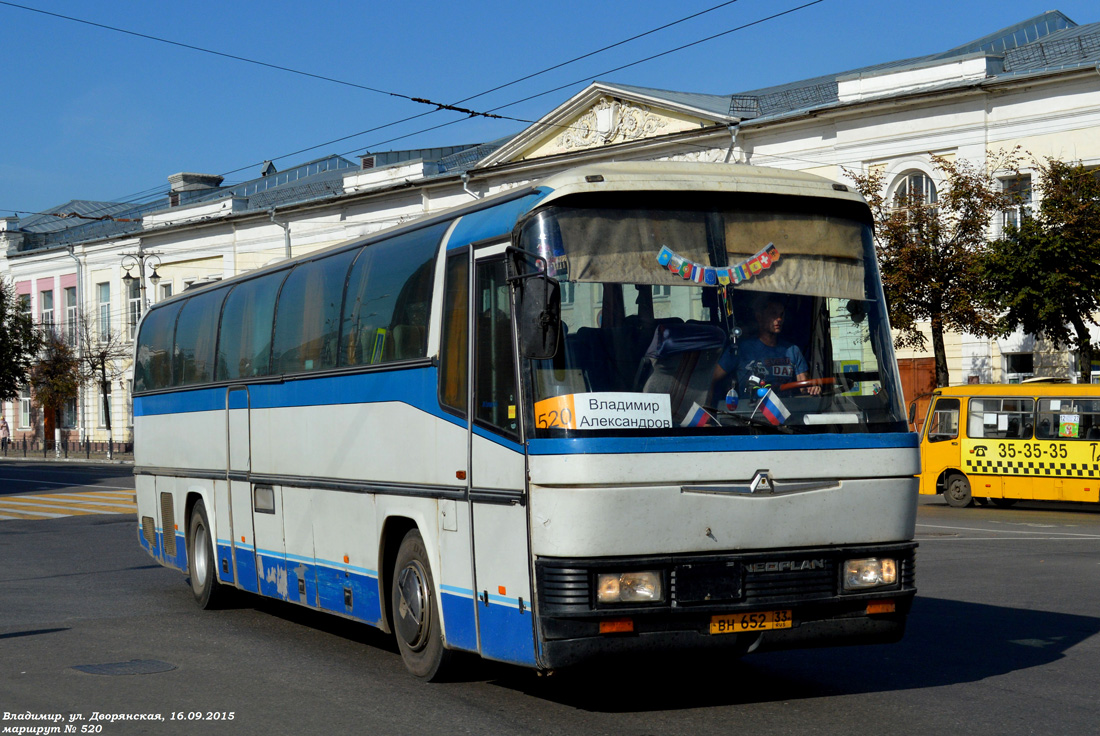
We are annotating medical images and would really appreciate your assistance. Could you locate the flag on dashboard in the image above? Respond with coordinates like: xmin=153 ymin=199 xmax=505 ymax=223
xmin=759 ymin=390 xmax=791 ymax=426
xmin=680 ymin=402 xmax=711 ymax=427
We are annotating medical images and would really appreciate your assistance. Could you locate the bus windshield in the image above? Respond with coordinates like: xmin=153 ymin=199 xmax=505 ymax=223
xmin=519 ymin=192 xmax=907 ymax=436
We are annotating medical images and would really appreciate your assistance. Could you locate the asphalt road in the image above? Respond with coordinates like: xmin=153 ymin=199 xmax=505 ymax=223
xmin=2 ymin=464 xmax=1100 ymax=735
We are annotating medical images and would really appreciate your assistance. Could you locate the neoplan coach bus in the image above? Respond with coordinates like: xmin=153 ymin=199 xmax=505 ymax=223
xmin=133 ymin=161 xmax=919 ymax=679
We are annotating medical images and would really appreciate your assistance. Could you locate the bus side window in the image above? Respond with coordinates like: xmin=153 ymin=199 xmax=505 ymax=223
xmin=926 ymin=398 xmax=959 ymax=443
xmin=439 ymin=253 xmax=469 ymax=416
xmin=474 ymin=259 xmax=518 ymax=438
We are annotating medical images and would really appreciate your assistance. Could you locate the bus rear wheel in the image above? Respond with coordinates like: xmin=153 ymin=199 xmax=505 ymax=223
xmin=391 ymin=529 xmax=452 ymax=680
xmin=990 ymin=497 xmax=1018 ymax=508
xmin=188 ymin=499 xmax=228 ymax=609
xmin=944 ymin=476 xmax=973 ymax=508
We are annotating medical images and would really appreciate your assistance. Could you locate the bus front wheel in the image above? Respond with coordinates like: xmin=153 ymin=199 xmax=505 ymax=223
xmin=188 ymin=499 xmax=228 ymax=608
xmin=944 ymin=476 xmax=973 ymax=508
xmin=391 ymin=529 xmax=452 ymax=680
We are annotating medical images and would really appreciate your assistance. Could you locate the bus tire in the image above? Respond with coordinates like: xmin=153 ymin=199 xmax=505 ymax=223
xmin=990 ymin=497 xmax=1018 ymax=508
xmin=944 ymin=475 xmax=973 ymax=508
xmin=188 ymin=499 xmax=227 ymax=609
xmin=391 ymin=529 xmax=452 ymax=680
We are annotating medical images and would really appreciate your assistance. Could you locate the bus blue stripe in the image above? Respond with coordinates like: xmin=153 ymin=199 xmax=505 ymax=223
xmin=133 ymin=367 xmax=526 ymax=454
xmin=527 ymin=433 xmax=919 ymax=455
xmin=446 ymin=189 xmax=549 ymax=249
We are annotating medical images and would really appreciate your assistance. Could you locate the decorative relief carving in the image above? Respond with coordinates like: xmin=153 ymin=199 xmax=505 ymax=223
xmin=555 ymin=97 xmax=669 ymax=150
xmin=671 ymin=148 xmax=727 ymax=164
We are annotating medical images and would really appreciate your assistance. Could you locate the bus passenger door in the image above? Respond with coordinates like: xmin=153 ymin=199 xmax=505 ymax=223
xmin=227 ymin=387 xmax=258 ymax=592
xmin=922 ymin=397 xmax=961 ymax=494
xmin=468 ymin=253 xmax=536 ymax=666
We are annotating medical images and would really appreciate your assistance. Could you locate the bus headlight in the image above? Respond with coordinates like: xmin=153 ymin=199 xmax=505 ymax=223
xmin=842 ymin=558 xmax=897 ymax=590
xmin=596 ymin=571 xmax=664 ymax=604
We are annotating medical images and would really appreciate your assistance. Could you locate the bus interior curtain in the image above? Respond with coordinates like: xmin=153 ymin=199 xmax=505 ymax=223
xmin=554 ymin=211 xmax=868 ymax=301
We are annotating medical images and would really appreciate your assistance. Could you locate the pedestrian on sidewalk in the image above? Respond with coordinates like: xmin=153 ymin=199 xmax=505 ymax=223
xmin=0 ymin=415 xmax=9 ymax=451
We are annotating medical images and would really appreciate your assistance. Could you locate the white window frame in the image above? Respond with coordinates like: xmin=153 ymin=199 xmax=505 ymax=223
xmin=97 ymin=282 xmax=111 ymax=342
xmin=19 ymin=388 xmax=31 ymax=429
xmin=98 ymin=388 xmax=112 ymax=429
xmin=40 ymin=289 xmax=54 ymax=331
xmin=64 ymin=286 xmax=78 ymax=347
xmin=1000 ymin=174 xmax=1032 ymax=234
xmin=127 ymin=278 xmax=142 ymax=340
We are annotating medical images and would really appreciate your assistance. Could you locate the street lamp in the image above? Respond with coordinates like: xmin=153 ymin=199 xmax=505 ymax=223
xmin=121 ymin=251 xmax=162 ymax=309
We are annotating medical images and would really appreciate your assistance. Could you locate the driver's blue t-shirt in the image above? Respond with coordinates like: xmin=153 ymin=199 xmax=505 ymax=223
xmin=719 ymin=338 xmax=808 ymax=393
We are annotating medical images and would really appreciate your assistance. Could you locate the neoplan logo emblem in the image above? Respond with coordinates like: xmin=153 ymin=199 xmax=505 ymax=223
xmin=749 ymin=470 xmax=773 ymax=494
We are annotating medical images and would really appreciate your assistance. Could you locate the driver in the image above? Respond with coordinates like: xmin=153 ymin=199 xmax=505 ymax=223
xmin=713 ymin=294 xmax=819 ymax=398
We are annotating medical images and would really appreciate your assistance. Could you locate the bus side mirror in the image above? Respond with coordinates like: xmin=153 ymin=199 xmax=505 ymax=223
xmin=908 ymin=401 xmax=917 ymax=425
xmin=506 ymin=247 xmax=562 ymax=360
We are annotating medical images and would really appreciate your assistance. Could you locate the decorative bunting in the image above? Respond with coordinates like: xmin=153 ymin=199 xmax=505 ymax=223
xmin=655 ymin=243 xmax=780 ymax=285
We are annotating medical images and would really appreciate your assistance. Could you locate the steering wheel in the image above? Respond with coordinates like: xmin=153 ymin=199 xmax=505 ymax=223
xmin=779 ymin=377 xmax=836 ymax=394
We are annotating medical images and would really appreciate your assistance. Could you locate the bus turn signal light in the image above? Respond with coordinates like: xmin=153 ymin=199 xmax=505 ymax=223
xmin=600 ymin=618 xmax=634 ymax=634
xmin=866 ymin=599 xmax=896 ymax=615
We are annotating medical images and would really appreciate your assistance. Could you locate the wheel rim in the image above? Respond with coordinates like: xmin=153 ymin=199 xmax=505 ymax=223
xmin=395 ymin=561 xmax=430 ymax=652
xmin=193 ymin=521 xmax=209 ymax=588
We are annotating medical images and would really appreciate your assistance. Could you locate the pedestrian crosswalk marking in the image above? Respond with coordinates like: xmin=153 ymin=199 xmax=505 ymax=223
xmin=0 ymin=489 xmax=136 ymax=521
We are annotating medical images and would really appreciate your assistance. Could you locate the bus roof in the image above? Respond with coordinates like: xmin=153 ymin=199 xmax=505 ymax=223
xmin=932 ymin=382 xmax=1097 ymax=398
xmin=534 ymin=161 xmax=868 ymax=210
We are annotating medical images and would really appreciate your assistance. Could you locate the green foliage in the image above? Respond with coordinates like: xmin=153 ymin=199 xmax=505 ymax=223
xmin=28 ymin=330 xmax=81 ymax=418
xmin=984 ymin=159 xmax=1100 ymax=383
xmin=846 ymin=151 xmax=1020 ymax=386
xmin=0 ymin=278 xmax=41 ymax=402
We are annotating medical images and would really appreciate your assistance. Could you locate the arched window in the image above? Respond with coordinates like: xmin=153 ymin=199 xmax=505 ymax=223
xmin=893 ymin=171 xmax=937 ymax=208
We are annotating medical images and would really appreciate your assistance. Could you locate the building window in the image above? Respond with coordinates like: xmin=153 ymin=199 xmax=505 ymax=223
xmin=126 ymin=380 xmax=133 ymax=427
xmin=40 ymin=290 xmax=54 ymax=332
xmin=652 ymin=285 xmax=671 ymax=300
xmin=893 ymin=171 xmax=938 ymax=221
xmin=127 ymin=278 xmax=142 ymax=340
xmin=19 ymin=294 xmax=31 ymax=316
xmin=159 ymin=282 xmax=173 ymax=302
xmin=1001 ymin=175 xmax=1032 ymax=231
xmin=560 ymin=282 xmax=575 ymax=306
xmin=98 ymin=388 xmax=112 ymax=428
xmin=64 ymin=286 xmax=78 ymax=347
xmin=1003 ymin=352 xmax=1034 ymax=383
xmin=97 ymin=283 xmax=111 ymax=341
xmin=62 ymin=398 xmax=78 ymax=428
xmin=895 ymin=171 xmax=937 ymax=205
xmin=19 ymin=388 xmax=31 ymax=429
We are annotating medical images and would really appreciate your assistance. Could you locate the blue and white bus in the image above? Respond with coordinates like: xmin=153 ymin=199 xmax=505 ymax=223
xmin=133 ymin=161 xmax=918 ymax=679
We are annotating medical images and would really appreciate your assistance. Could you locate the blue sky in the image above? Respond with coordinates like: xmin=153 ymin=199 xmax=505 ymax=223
xmin=1 ymin=0 xmax=1096 ymax=215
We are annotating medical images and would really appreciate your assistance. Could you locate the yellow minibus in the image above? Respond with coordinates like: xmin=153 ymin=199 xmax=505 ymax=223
xmin=919 ymin=383 xmax=1100 ymax=508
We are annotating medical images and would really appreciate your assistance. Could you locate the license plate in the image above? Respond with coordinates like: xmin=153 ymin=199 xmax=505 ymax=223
xmin=710 ymin=610 xmax=792 ymax=634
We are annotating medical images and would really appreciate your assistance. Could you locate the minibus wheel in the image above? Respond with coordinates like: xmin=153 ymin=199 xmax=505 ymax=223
xmin=944 ymin=475 xmax=973 ymax=508
xmin=188 ymin=499 xmax=227 ymax=608
xmin=392 ymin=529 xmax=453 ymax=680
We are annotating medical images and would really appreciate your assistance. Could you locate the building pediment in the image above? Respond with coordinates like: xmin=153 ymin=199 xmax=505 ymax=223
xmin=479 ymin=83 xmax=738 ymax=167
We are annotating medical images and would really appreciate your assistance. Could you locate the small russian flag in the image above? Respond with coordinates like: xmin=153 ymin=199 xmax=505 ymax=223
xmin=680 ymin=402 xmax=711 ymax=427
xmin=759 ymin=390 xmax=791 ymax=426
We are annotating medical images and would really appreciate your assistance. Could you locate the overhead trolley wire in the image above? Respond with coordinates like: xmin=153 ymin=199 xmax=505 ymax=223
xmin=2 ymin=0 xmax=826 ymax=219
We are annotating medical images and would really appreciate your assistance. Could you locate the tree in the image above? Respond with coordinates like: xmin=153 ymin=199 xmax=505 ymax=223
xmin=846 ymin=152 xmax=1020 ymax=387
xmin=983 ymin=159 xmax=1100 ymax=384
xmin=74 ymin=312 xmax=132 ymax=458
xmin=0 ymin=278 xmax=41 ymax=402
xmin=28 ymin=330 xmax=81 ymax=454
